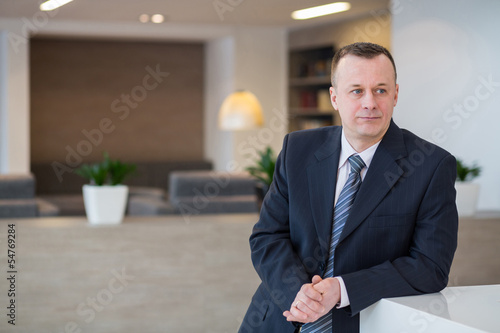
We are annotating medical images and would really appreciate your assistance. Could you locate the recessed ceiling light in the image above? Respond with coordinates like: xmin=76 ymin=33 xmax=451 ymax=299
xmin=291 ymin=2 xmax=351 ymax=20
xmin=40 ymin=0 xmax=74 ymax=11
xmin=151 ymin=14 xmax=165 ymax=24
xmin=139 ymin=14 xmax=149 ymax=23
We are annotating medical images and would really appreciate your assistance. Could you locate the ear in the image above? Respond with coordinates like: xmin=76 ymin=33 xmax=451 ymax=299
xmin=393 ymin=83 xmax=399 ymax=107
xmin=330 ymin=86 xmax=339 ymax=110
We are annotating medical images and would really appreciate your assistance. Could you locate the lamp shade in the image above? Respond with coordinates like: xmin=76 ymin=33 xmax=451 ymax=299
xmin=218 ymin=90 xmax=264 ymax=130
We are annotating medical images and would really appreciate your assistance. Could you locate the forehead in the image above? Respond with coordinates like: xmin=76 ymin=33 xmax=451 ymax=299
xmin=336 ymin=54 xmax=395 ymax=86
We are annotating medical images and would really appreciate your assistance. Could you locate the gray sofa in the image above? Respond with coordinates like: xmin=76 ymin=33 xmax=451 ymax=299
xmin=0 ymin=174 xmax=59 ymax=218
xmin=170 ymin=170 xmax=259 ymax=214
xmin=128 ymin=170 xmax=259 ymax=216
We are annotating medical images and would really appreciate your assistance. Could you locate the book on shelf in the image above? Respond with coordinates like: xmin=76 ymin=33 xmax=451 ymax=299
xmin=300 ymin=91 xmax=317 ymax=108
xmin=296 ymin=58 xmax=332 ymax=78
xmin=317 ymin=89 xmax=332 ymax=112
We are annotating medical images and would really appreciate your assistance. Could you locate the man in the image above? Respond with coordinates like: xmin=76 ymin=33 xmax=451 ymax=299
xmin=239 ymin=42 xmax=458 ymax=333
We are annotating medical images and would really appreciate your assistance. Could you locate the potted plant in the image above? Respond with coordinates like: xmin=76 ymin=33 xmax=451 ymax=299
xmin=75 ymin=152 xmax=136 ymax=225
xmin=455 ymin=158 xmax=482 ymax=217
xmin=245 ymin=147 xmax=276 ymax=205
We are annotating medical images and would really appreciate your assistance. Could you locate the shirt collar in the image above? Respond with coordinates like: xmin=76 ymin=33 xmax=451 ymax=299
xmin=338 ymin=129 xmax=381 ymax=170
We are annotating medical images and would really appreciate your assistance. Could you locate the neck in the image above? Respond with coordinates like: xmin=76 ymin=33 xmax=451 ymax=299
xmin=345 ymin=137 xmax=379 ymax=153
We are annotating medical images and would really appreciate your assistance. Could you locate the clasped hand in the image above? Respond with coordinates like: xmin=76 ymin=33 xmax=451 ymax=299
xmin=282 ymin=275 xmax=340 ymax=324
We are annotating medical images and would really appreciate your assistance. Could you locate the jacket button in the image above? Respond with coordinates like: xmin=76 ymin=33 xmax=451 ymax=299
xmin=319 ymin=263 xmax=325 ymax=271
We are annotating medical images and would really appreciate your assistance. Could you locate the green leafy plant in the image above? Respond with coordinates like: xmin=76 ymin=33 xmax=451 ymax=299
xmin=456 ymin=158 xmax=481 ymax=182
xmin=75 ymin=152 xmax=136 ymax=186
xmin=246 ymin=147 xmax=276 ymax=187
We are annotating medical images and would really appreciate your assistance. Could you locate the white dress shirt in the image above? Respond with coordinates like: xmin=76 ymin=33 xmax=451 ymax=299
xmin=334 ymin=130 xmax=380 ymax=308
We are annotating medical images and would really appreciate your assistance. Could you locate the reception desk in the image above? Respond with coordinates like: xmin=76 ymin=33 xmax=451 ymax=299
xmin=360 ymin=285 xmax=500 ymax=332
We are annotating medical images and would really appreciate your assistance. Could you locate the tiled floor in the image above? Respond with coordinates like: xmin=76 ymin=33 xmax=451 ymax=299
xmin=0 ymin=214 xmax=498 ymax=333
xmin=0 ymin=214 xmax=262 ymax=333
xmin=449 ymin=216 xmax=500 ymax=287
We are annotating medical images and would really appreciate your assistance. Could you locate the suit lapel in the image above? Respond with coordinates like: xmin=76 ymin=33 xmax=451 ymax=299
xmin=339 ymin=120 xmax=407 ymax=243
xmin=307 ymin=128 xmax=341 ymax=258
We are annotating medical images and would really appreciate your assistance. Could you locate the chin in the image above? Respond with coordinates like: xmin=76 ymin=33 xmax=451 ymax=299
xmin=357 ymin=127 xmax=385 ymax=139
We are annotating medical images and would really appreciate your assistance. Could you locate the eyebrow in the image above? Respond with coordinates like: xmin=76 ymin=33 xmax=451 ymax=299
xmin=348 ymin=82 xmax=390 ymax=88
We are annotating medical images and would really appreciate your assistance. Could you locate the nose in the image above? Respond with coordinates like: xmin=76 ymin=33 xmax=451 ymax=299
xmin=361 ymin=91 xmax=377 ymax=110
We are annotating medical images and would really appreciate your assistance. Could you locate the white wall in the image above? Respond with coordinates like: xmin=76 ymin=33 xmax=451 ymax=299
xmin=204 ymin=27 xmax=288 ymax=172
xmin=391 ymin=0 xmax=500 ymax=211
xmin=204 ymin=37 xmax=235 ymax=171
xmin=0 ymin=31 xmax=6 ymax=172
xmin=0 ymin=20 xmax=30 ymax=174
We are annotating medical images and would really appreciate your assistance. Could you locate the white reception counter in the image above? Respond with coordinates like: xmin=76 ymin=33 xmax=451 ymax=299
xmin=360 ymin=285 xmax=500 ymax=333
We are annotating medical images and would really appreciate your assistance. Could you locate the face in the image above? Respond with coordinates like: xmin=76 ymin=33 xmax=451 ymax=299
xmin=330 ymin=54 xmax=399 ymax=151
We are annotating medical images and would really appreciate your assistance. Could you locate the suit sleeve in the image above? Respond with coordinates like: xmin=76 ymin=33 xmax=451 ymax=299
xmin=249 ymin=134 xmax=310 ymax=312
xmin=342 ymin=153 xmax=458 ymax=315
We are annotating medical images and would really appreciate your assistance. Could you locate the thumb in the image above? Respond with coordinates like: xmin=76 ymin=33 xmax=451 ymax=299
xmin=311 ymin=275 xmax=323 ymax=285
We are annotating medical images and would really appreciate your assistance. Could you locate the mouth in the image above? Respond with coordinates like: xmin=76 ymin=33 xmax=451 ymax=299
xmin=358 ymin=116 xmax=381 ymax=121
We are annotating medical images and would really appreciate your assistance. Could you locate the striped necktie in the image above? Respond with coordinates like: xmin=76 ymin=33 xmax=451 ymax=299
xmin=301 ymin=154 xmax=365 ymax=333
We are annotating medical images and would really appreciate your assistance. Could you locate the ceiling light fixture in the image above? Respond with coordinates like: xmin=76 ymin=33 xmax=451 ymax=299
xmin=151 ymin=14 xmax=165 ymax=24
xmin=291 ymin=2 xmax=351 ymax=20
xmin=40 ymin=0 xmax=74 ymax=11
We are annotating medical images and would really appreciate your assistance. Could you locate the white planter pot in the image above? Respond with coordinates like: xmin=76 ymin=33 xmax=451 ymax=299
xmin=455 ymin=182 xmax=480 ymax=217
xmin=82 ymin=185 xmax=129 ymax=225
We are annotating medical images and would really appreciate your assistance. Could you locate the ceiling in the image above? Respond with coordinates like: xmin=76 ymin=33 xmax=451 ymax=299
xmin=0 ymin=0 xmax=390 ymax=29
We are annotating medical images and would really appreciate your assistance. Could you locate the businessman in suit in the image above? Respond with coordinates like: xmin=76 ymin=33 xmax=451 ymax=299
xmin=239 ymin=42 xmax=458 ymax=333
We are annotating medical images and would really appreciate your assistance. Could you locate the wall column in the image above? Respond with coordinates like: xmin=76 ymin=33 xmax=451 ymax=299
xmin=204 ymin=27 xmax=288 ymax=172
xmin=0 ymin=20 xmax=30 ymax=174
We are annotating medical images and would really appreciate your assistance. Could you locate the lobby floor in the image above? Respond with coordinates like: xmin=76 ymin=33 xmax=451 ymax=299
xmin=0 ymin=214 xmax=262 ymax=333
xmin=0 ymin=214 xmax=498 ymax=333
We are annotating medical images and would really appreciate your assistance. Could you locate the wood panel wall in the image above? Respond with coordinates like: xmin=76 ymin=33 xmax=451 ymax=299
xmin=30 ymin=38 xmax=204 ymax=165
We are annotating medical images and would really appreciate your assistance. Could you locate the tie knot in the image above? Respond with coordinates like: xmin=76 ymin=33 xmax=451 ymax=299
xmin=348 ymin=154 xmax=365 ymax=174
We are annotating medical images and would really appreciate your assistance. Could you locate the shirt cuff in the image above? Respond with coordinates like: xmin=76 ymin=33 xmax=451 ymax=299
xmin=334 ymin=276 xmax=350 ymax=308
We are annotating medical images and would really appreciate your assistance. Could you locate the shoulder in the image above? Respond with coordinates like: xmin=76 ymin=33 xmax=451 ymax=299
xmin=399 ymin=127 xmax=453 ymax=161
xmin=383 ymin=121 xmax=453 ymax=162
xmin=278 ymin=126 xmax=341 ymax=167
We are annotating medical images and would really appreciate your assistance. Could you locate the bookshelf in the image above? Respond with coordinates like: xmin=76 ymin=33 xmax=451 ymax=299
xmin=288 ymin=45 xmax=341 ymax=132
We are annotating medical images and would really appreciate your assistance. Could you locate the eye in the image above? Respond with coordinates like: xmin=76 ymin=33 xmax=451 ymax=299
xmin=376 ymin=88 xmax=387 ymax=94
xmin=351 ymin=89 xmax=362 ymax=95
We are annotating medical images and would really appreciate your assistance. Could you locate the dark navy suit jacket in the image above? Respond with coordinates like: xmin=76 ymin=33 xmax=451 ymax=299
xmin=239 ymin=120 xmax=458 ymax=333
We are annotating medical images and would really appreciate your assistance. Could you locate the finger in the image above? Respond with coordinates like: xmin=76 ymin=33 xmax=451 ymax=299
xmin=283 ymin=310 xmax=311 ymax=324
xmin=313 ymin=277 xmax=339 ymax=296
xmin=283 ymin=309 xmax=320 ymax=323
xmin=293 ymin=298 xmax=325 ymax=322
xmin=284 ymin=312 xmax=300 ymax=322
xmin=297 ymin=295 xmax=325 ymax=314
xmin=311 ymin=275 xmax=323 ymax=285
xmin=311 ymin=278 xmax=341 ymax=309
xmin=288 ymin=301 xmax=308 ymax=321
xmin=301 ymin=283 xmax=323 ymax=302
xmin=284 ymin=313 xmax=307 ymax=323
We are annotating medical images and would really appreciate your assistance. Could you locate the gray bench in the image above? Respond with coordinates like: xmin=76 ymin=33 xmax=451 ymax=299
xmin=0 ymin=174 xmax=59 ymax=218
xmin=169 ymin=170 xmax=259 ymax=214
xmin=128 ymin=170 xmax=259 ymax=216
